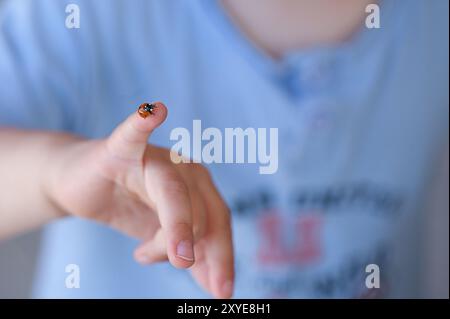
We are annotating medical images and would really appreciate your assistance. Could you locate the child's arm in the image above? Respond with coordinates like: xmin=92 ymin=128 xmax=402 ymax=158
xmin=0 ymin=103 xmax=234 ymax=298
xmin=0 ymin=128 xmax=79 ymax=238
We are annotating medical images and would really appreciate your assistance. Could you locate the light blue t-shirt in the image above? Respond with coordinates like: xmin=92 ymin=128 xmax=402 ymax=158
xmin=0 ymin=0 xmax=448 ymax=298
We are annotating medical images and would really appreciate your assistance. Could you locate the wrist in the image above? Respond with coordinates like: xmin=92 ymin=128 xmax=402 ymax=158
xmin=41 ymin=133 xmax=92 ymax=219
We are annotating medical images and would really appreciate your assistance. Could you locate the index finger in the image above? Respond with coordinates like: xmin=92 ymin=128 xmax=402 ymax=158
xmin=199 ymin=176 xmax=235 ymax=298
xmin=145 ymin=165 xmax=196 ymax=268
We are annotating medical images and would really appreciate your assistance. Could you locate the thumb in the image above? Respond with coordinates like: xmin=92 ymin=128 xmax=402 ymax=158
xmin=106 ymin=102 xmax=168 ymax=162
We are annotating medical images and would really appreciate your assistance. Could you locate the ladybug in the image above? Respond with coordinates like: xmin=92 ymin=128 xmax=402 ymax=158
xmin=138 ymin=103 xmax=156 ymax=118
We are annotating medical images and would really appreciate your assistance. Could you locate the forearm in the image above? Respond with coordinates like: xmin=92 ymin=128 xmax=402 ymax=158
xmin=0 ymin=128 xmax=81 ymax=239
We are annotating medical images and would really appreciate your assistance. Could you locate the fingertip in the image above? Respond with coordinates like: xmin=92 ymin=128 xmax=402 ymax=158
xmin=133 ymin=245 xmax=152 ymax=265
xmin=207 ymin=248 xmax=235 ymax=299
xmin=132 ymin=101 xmax=168 ymax=132
xmin=221 ymin=280 xmax=234 ymax=299
xmin=168 ymin=239 xmax=196 ymax=269
xmin=153 ymin=101 xmax=168 ymax=116
xmin=134 ymin=251 xmax=151 ymax=265
xmin=133 ymin=237 xmax=167 ymax=265
xmin=150 ymin=101 xmax=168 ymax=123
xmin=211 ymin=276 xmax=234 ymax=299
xmin=169 ymin=255 xmax=195 ymax=269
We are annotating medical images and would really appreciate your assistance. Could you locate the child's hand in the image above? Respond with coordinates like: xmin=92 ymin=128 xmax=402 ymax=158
xmin=45 ymin=102 xmax=234 ymax=298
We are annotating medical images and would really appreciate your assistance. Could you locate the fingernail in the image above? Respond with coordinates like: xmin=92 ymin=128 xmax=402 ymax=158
xmin=222 ymin=280 xmax=234 ymax=298
xmin=176 ymin=240 xmax=194 ymax=261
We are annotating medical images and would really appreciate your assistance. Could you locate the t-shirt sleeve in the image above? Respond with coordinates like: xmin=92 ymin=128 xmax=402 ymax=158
xmin=0 ymin=0 xmax=88 ymax=131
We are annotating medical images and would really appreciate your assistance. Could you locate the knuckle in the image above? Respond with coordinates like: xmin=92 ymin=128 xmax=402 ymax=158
xmin=160 ymin=178 xmax=189 ymax=198
xmin=193 ymin=217 xmax=207 ymax=241
xmin=169 ymin=221 xmax=194 ymax=239
xmin=196 ymin=164 xmax=213 ymax=182
xmin=193 ymin=224 xmax=205 ymax=241
xmin=171 ymin=220 xmax=192 ymax=231
xmin=155 ymin=167 xmax=185 ymax=189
